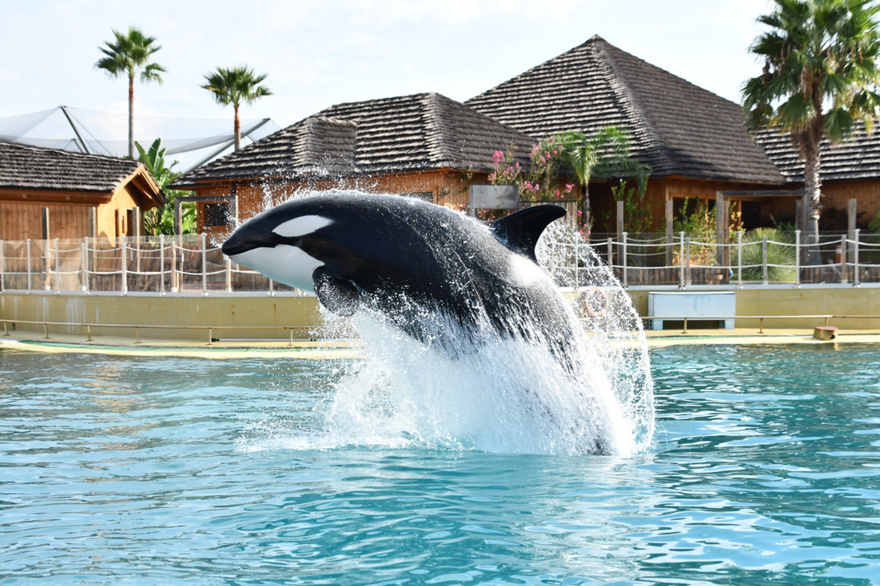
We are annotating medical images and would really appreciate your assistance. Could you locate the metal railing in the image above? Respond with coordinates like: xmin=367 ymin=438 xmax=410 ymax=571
xmin=543 ymin=230 xmax=880 ymax=288
xmin=0 ymin=234 xmax=309 ymax=295
xmin=0 ymin=318 xmax=323 ymax=345
xmin=2 ymin=230 xmax=880 ymax=295
xmin=4 ymin=314 xmax=876 ymax=344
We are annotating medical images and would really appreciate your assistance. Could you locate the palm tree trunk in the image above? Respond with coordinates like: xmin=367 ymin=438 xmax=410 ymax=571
xmin=128 ymin=74 xmax=135 ymax=159
xmin=581 ymin=183 xmax=591 ymax=233
xmin=803 ymin=139 xmax=822 ymax=264
xmin=234 ymin=105 xmax=241 ymax=151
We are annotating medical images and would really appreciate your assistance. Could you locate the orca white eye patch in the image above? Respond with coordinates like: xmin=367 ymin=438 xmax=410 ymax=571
xmin=271 ymin=215 xmax=334 ymax=238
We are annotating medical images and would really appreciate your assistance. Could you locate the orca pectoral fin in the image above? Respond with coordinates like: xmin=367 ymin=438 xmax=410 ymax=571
xmin=313 ymin=268 xmax=361 ymax=317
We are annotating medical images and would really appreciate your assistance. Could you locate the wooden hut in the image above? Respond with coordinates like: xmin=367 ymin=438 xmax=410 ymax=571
xmin=756 ymin=123 xmax=880 ymax=230
xmin=170 ymin=93 xmax=535 ymax=236
xmin=0 ymin=141 xmax=164 ymax=243
xmin=465 ymin=35 xmax=788 ymax=233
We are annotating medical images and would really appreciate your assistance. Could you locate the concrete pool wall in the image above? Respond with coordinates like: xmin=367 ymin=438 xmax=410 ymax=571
xmin=3 ymin=287 xmax=880 ymax=342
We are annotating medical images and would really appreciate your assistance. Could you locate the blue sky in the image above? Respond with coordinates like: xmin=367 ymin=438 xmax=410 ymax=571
xmin=1 ymin=0 xmax=773 ymax=129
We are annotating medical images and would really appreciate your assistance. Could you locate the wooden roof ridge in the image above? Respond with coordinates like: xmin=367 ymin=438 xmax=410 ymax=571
xmin=422 ymin=92 xmax=533 ymax=170
xmin=423 ymin=93 xmax=455 ymax=167
xmin=296 ymin=116 xmax=358 ymax=172
xmin=593 ymin=36 xmax=670 ymax=171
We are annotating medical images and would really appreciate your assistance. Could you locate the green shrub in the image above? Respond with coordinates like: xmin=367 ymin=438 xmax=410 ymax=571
xmin=735 ymin=228 xmax=797 ymax=282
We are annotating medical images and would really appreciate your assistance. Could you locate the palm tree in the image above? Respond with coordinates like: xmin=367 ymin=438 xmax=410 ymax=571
xmin=742 ymin=0 xmax=880 ymax=260
xmin=555 ymin=127 xmax=650 ymax=229
xmin=95 ymin=27 xmax=166 ymax=159
xmin=201 ymin=66 xmax=272 ymax=151
xmin=135 ymin=139 xmax=195 ymax=235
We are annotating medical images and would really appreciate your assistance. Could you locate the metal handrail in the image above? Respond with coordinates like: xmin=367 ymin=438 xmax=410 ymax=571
xmin=4 ymin=314 xmax=878 ymax=343
xmin=4 ymin=231 xmax=880 ymax=295
xmin=0 ymin=318 xmax=335 ymax=346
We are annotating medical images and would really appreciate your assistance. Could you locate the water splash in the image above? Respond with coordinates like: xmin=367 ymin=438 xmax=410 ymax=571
xmin=308 ymin=203 xmax=653 ymax=456
xmin=228 ymin=186 xmax=654 ymax=455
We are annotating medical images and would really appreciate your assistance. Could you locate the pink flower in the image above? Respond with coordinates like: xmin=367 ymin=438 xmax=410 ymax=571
xmin=565 ymin=184 xmax=574 ymax=191
xmin=577 ymin=210 xmax=583 ymax=216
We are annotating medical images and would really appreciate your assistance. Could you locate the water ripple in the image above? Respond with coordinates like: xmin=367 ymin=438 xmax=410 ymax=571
xmin=2 ymin=345 xmax=880 ymax=583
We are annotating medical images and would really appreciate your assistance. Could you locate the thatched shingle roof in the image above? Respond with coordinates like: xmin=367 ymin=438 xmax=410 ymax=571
xmin=172 ymin=93 xmax=535 ymax=188
xmin=0 ymin=140 xmax=152 ymax=193
xmin=755 ymin=122 xmax=880 ymax=183
xmin=466 ymin=35 xmax=785 ymax=185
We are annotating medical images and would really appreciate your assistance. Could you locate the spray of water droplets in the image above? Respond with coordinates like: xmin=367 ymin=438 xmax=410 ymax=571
xmin=235 ymin=188 xmax=654 ymax=456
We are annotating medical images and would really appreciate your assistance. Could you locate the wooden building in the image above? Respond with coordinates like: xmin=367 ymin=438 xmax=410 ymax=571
xmin=466 ymin=35 xmax=789 ymax=232
xmin=173 ymin=35 xmax=880 ymax=237
xmin=756 ymin=123 xmax=880 ymax=230
xmin=171 ymin=93 xmax=535 ymax=236
xmin=0 ymin=141 xmax=164 ymax=243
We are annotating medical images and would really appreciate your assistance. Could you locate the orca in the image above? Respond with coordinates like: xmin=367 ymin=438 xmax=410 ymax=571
xmin=221 ymin=192 xmax=575 ymax=363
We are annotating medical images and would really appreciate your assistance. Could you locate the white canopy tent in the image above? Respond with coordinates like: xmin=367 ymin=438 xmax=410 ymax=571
xmin=0 ymin=106 xmax=280 ymax=173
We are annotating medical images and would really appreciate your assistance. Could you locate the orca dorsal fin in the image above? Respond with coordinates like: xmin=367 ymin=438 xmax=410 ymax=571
xmin=489 ymin=205 xmax=566 ymax=261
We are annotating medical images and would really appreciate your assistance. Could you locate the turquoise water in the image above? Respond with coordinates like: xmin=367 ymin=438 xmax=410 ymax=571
xmin=1 ymin=344 xmax=880 ymax=584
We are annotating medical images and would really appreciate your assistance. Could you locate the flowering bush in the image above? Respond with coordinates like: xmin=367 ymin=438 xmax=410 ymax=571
xmin=488 ymin=139 xmax=575 ymax=203
xmin=488 ymin=149 xmax=521 ymax=185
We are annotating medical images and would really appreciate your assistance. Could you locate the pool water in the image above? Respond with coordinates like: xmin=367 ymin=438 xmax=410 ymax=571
xmin=2 ymin=344 xmax=880 ymax=584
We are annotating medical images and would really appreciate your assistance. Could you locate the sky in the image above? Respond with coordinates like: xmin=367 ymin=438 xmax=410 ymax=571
xmin=0 ymin=0 xmax=774 ymax=135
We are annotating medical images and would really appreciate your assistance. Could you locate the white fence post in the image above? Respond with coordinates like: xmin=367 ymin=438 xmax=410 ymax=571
xmin=854 ymin=229 xmax=861 ymax=287
xmin=762 ymin=236 xmax=769 ymax=285
xmin=840 ymin=234 xmax=848 ymax=284
xmin=201 ymin=233 xmax=208 ymax=295
xmin=159 ymin=234 xmax=166 ymax=295
xmin=795 ymin=230 xmax=801 ymax=287
xmin=679 ymin=232 xmax=686 ymax=289
xmin=121 ymin=236 xmax=128 ymax=294
xmin=736 ymin=231 xmax=742 ymax=288
xmin=81 ymin=237 xmax=89 ymax=293
xmin=26 ymin=239 xmax=32 ymax=293
xmin=171 ymin=235 xmax=179 ymax=293
xmin=606 ymin=237 xmax=613 ymax=270
xmin=54 ymin=238 xmax=60 ymax=293
xmin=0 ymin=240 xmax=4 ymax=293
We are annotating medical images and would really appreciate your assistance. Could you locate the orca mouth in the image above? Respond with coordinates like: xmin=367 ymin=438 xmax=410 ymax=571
xmin=221 ymin=239 xmax=255 ymax=257
xmin=222 ymin=233 xmax=288 ymax=257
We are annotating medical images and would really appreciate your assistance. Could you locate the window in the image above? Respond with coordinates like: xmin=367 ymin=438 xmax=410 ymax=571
xmin=204 ymin=203 xmax=230 ymax=227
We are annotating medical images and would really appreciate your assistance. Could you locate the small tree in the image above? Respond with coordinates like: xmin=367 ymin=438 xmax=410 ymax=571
xmin=201 ymin=66 xmax=272 ymax=151
xmin=555 ymin=127 xmax=650 ymax=229
xmin=95 ymin=27 xmax=166 ymax=158
xmin=742 ymin=0 xmax=880 ymax=262
xmin=673 ymin=198 xmax=718 ymax=266
xmin=136 ymin=139 xmax=195 ymax=235
xmin=608 ymin=180 xmax=654 ymax=235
